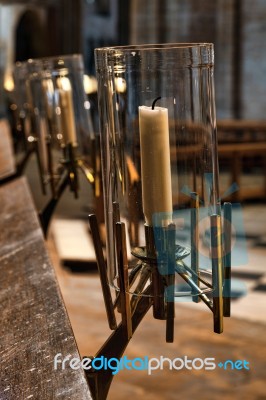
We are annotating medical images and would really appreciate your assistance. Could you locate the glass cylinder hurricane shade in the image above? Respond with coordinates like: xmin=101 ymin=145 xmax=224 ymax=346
xmin=41 ymin=54 xmax=94 ymax=155
xmin=95 ymin=43 xmax=220 ymax=298
xmin=24 ymin=54 xmax=94 ymax=183
xmin=13 ymin=61 xmax=32 ymax=143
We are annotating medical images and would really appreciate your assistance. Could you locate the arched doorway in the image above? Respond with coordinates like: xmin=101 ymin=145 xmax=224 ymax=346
xmin=15 ymin=8 xmax=48 ymax=62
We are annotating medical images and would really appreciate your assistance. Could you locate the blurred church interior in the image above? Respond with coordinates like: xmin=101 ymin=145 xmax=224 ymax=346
xmin=0 ymin=1 xmax=265 ymax=399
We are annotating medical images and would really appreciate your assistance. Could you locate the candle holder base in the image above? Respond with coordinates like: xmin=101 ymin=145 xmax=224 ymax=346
xmin=88 ymin=199 xmax=232 ymax=339
xmin=39 ymin=142 xmax=102 ymax=237
xmin=85 ymin=199 xmax=232 ymax=399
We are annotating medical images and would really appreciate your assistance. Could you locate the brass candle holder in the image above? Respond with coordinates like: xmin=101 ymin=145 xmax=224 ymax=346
xmin=86 ymin=198 xmax=232 ymax=399
xmin=13 ymin=55 xmax=102 ymax=236
xmin=85 ymin=43 xmax=234 ymax=399
xmin=37 ymin=136 xmax=102 ymax=236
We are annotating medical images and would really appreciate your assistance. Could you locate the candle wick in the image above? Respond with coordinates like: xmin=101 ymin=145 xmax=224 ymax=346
xmin=152 ymin=96 xmax=161 ymax=110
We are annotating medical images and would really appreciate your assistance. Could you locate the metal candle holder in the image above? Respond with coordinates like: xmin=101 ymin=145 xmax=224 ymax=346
xmin=86 ymin=198 xmax=232 ymax=399
xmin=38 ymin=139 xmax=99 ymax=236
xmin=87 ymin=42 xmax=234 ymax=398
xmin=11 ymin=55 xmax=102 ymax=236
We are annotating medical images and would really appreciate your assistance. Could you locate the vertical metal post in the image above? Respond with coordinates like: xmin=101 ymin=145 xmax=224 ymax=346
xmin=145 ymin=225 xmax=166 ymax=320
xmin=89 ymin=214 xmax=117 ymax=330
xmin=166 ymin=223 xmax=175 ymax=343
xmin=223 ymin=203 xmax=232 ymax=316
xmin=47 ymin=140 xmax=56 ymax=197
xmin=191 ymin=192 xmax=200 ymax=302
xmin=211 ymin=214 xmax=224 ymax=333
xmin=116 ymin=222 xmax=132 ymax=340
xmin=113 ymin=201 xmax=121 ymax=312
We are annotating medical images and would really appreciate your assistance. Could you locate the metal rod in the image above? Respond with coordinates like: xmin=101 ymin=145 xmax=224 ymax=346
xmin=34 ymin=139 xmax=47 ymax=195
xmin=66 ymin=143 xmax=79 ymax=198
xmin=166 ymin=223 xmax=175 ymax=343
xmin=130 ymin=264 xmax=152 ymax=314
xmin=39 ymin=169 xmax=69 ymax=237
xmin=86 ymin=286 xmax=152 ymax=400
xmin=77 ymin=159 xmax=95 ymax=185
xmin=115 ymin=222 xmax=132 ymax=340
xmin=191 ymin=192 xmax=200 ymax=303
xmin=88 ymin=214 xmax=117 ymax=330
xmin=178 ymin=272 xmax=213 ymax=311
xmin=113 ymin=201 xmax=121 ymax=225
xmin=181 ymin=262 xmax=213 ymax=289
xmin=113 ymin=261 xmax=143 ymax=310
xmin=145 ymin=225 xmax=166 ymax=320
xmin=113 ymin=202 xmax=121 ymax=312
xmin=129 ymin=261 xmax=143 ymax=288
xmin=223 ymin=202 xmax=232 ymax=317
xmin=47 ymin=141 xmax=56 ymax=197
xmin=211 ymin=214 xmax=224 ymax=334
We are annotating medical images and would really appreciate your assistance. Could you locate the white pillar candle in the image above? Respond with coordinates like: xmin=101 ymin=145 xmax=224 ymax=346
xmin=42 ymin=78 xmax=54 ymax=121
xmin=57 ymin=76 xmax=77 ymax=145
xmin=139 ymin=103 xmax=173 ymax=226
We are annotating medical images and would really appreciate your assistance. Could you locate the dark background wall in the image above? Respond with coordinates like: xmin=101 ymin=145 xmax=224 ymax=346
xmin=129 ymin=0 xmax=266 ymax=120
xmin=241 ymin=0 xmax=266 ymax=119
xmin=1 ymin=0 xmax=266 ymax=120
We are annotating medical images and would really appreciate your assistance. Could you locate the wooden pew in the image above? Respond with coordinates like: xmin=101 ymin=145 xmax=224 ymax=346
xmin=217 ymin=120 xmax=266 ymax=201
xmin=0 ymin=177 xmax=92 ymax=399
